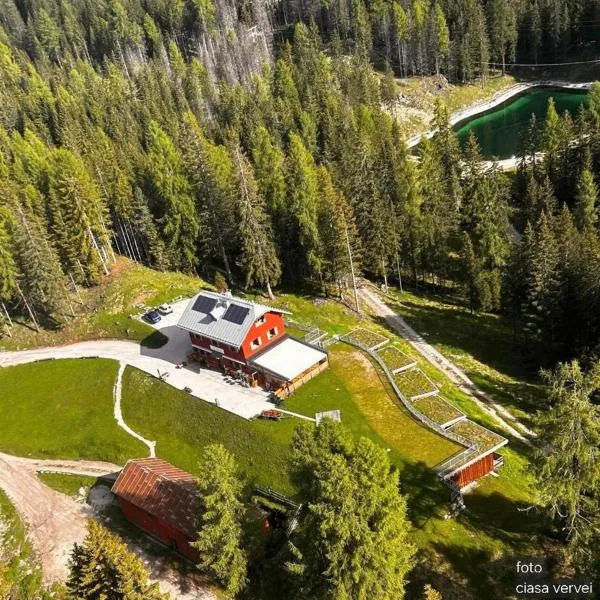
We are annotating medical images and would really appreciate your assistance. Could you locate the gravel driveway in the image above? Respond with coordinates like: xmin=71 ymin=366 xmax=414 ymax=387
xmin=0 ymin=452 xmax=214 ymax=598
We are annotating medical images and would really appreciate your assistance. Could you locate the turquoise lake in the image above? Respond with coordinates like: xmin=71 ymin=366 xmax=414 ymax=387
xmin=455 ymin=88 xmax=590 ymax=160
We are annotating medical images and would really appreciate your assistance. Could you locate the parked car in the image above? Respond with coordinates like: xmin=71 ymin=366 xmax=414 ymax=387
xmin=157 ymin=303 xmax=173 ymax=315
xmin=143 ymin=310 xmax=162 ymax=324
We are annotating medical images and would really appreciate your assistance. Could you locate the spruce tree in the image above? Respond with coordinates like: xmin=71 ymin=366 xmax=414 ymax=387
xmin=6 ymin=184 xmax=71 ymax=325
xmin=574 ymin=168 xmax=598 ymax=231
xmin=0 ymin=205 xmax=17 ymax=301
xmin=535 ymin=360 xmax=600 ymax=572
xmin=288 ymin=421 xmax=415 ymax=600
xmin=68 ymin=520 xmax=167 ymax=600
xmin=283 ymin=133 xmax=322 ymax=280
xmin=228 ymin=132 xmax=281 ymax=297
xmin=47 ymin=148 xmax=111 ymax=284
xmin=145 ymin=121 xmax=199 ymax=271
xmin=316 ymin=166 xmax=361 ymax=291
xmin=193 ymin=444 xmax=247 ymax=597
xmin=179 ymin=112 xmax=236 ymax=282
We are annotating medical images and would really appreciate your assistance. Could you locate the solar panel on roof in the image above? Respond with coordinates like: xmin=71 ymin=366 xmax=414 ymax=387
xmin=192 ymin=295 xmax=217 ymax=314
xmin=223 ymin=304 xmax=249 ymax=325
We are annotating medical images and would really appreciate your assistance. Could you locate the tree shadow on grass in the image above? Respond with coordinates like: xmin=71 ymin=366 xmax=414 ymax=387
xmin=140 ymin=329 xmax=169 ymax=349
xmin=399 ymin=460 xmax=452 ymax=529
xmin=462 ymin=490 xmax=549 ymax=540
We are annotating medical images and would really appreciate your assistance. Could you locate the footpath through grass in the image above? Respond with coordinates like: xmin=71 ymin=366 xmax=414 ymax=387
xmin=386 ymin=289 xmax=544 ymax=428
xmin=120 ymin=367 xmax=299 ymax=496
xmin=0 ymin=358 xmax=146 ymax=463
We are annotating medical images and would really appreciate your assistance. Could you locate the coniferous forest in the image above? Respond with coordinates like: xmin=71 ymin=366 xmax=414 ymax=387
xmin=0 ymin=0 xmax=600 ymax=598
xmin=0 ymin=0 xmax=598 ymax=369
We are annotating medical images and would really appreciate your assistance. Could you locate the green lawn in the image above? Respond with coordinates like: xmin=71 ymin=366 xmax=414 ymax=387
xmin=386 ymin=289 xmax=545 ymax=427
xmin=120 ymin=367 xmax=299 ymax=496
xmin=37 ymin=472 xmax=98 ymax=497
xmin=0 ymin=358 xmax=146 ymax=463
xmin=285 ymin=345 xmax=461 ymax=471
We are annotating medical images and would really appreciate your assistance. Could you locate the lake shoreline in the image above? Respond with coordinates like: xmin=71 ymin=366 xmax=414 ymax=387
xmin=406 ymin=80 xmax=594 ymax=148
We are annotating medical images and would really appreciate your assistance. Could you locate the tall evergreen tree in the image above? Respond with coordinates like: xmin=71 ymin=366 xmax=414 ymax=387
xmin=574 ymin=168 xmax=598 ymax=232
xmin=283 ymin=133 xmax=322 ymax=280
xmin=145 ymin=121 xmax=199 ymax=271
xmin=68 ymin=520 xmax=167 ymax=600
xmin=193 ymin=444 xmax=247 ymax=597
xmin=47 ymin=148 xmax=111 ymax=284
xmin=228 ymin=132 xmax=281 ymax=297
xmin=288 ymin=421 xmax=416 ymax=600
xmin=535 ymin=360 xmax=600 ymax=572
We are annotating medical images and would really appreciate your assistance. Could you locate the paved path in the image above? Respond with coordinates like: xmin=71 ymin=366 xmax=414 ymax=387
xmin=358 ymin=286 xmax=536 ymax=444
xmin=0 ymin=299 xmax=314 ymax=422
xmin=0 ymin=452 xmax=214 ymax=598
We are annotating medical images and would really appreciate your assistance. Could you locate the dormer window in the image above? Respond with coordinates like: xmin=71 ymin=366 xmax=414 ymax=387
xmin=251 ymin=337 xmax=262 ymax=350
xmin=267 ymin=327 xmax=278 ymax=340
xmin=256 ymin=316 xmax=266 ymax=326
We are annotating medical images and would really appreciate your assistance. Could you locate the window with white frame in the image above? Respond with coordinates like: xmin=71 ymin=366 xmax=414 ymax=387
xmin=256 ymin=316 xmax=266 ymax=326
xmin=267 ymin=326 xmax=278 ymax=340
xmin=250 ymin=337 xmax=262 ymax=349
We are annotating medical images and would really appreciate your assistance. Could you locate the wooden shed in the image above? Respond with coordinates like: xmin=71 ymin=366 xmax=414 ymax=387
xmin=111 ymin=458 xmax=200 ymax=562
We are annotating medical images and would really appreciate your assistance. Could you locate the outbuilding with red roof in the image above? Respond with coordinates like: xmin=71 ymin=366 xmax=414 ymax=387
xmin=111 ymin=458 xmax=201 ymax=562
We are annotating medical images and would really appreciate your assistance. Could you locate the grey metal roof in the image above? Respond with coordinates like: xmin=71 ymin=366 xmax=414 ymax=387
xmin=177 ymin=291 xmax=290 ymax=348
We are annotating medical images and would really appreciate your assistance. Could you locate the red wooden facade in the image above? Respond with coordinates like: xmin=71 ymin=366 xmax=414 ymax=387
xmin=118 ymin=498 xmax=200 ymax=563
xmin=451 ymin=453 xmax=494 ymax=488
xmin=189 ymin=311 xmax=286 ymax=377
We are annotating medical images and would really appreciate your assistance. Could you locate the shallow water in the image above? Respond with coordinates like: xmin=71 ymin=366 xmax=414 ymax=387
xmin=455 ymin=88 xmax=589 ymax=160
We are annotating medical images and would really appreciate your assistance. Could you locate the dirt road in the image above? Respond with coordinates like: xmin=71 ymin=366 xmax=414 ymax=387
xmin=0 ymin=452 xmax=215 ymax=598
xmin=358 ymin=286 xmax=536 ymax=444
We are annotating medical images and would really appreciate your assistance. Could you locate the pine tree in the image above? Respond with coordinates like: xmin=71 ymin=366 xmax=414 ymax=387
xmin=193 ymin=444 xmax=247 ymax=597
xmin=228 ymin=131 xmax=281 ymax=297
xmin=0 ymin=205 xmax=17 ymax=301
xmin=459 ymin=231 xmax=480 ymax=312
xmin=488 ymin=0 xmax=517 ymax=75
xmin=6 ymin=183 xmax=71 ymax=325
xmin=574 ymin=168 xmax=598 ymax=231
xmin=316 ymin=166 xmax=361 ymax=291
xmin=535 ymin=360 xmax=600 ymax=572
xmin=521 ymin=213 xmax=563 ymax=363
xmin=145 ymin=121 xmax=199 ymax=271
xmin=68 ymin=520 xmax=167 ymax=599
xmin=288 ymin=421 xmax=416 ymax=600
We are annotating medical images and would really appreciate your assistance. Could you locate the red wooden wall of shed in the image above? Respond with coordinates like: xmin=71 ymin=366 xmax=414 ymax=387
xmin=452 ymin=454 xmax=494 ymax=488
xmin=118 ymin=498 xmax=200 ymax=563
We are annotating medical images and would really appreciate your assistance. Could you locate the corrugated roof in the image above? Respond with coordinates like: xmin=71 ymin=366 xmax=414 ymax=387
xmin=111 ymin=458 xmax=199 ymax=538
xmin=177 ymin=291 xmax=290 ymax=348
